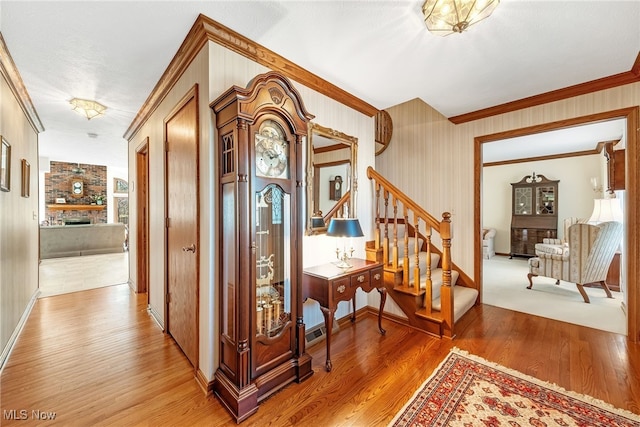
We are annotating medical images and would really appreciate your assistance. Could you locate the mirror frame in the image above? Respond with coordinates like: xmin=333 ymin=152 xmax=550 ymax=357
xmin=306 ymin=122 xmax=358 ymax=235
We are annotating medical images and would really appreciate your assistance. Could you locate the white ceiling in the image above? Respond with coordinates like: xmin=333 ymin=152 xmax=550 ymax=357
xmin=1 ymin=1 xmax=638 ymax=168
xmin=483 ymin=118 xmax=627 ymax=163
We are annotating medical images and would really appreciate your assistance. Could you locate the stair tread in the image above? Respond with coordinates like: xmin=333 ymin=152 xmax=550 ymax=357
xmin=392 ymin=284 xmax=425 ymax=296
xmin=432 ymin=286 xmax=479 ymax=323
xmin=415 ymin=308 xmax=443 ymax=323
xmin=420 ymin=269 xmax=460 ymax=289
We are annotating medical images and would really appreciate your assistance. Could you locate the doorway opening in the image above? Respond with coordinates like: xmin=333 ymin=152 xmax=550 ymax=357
xmin=474 ymin=107 xmax=638 ymax=339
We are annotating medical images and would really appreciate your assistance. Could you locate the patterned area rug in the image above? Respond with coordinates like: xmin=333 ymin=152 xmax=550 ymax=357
xmin=390 ymin=348 xmax=640 ymax=427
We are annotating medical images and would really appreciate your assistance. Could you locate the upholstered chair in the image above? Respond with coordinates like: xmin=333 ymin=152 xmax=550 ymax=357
xmin=533 ymin=217 xmax=582 ymax=256
xmin=482 ymin=228 xmax=496 ymax=259
xmin=527 ymin=221 xmax=623 ymax=303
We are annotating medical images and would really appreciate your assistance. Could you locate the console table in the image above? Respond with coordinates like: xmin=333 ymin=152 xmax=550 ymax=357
xmin=302 ymin=258 xmax=385 ymax=372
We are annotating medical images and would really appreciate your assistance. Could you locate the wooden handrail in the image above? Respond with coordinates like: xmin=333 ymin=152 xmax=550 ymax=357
xmin=366 ymin=167 xmax=442 ymax=232
xmin=366 ymin=166 xmax=455 ymax=337
xmin=323 ymin=190 xmax=351 ymax=224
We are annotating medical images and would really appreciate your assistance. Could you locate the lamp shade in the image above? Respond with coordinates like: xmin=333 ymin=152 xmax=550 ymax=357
xmin=588 ymin=198 xmax=622 ymax=224
xmin=311 ymin=216 xmax=326 ymax=229
xmin=326 ymin=218 xmax=364 ymax=238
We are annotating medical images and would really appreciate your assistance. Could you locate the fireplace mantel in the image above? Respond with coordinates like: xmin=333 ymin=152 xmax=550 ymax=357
xmin=47 ymin=204 xmax=105 ymax=211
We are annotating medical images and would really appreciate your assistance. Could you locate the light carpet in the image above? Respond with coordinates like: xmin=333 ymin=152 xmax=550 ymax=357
xmin=483 ymin=255 xmax=626 ymax=335
xmin=390 ymin=348 xmax=640 ymax=427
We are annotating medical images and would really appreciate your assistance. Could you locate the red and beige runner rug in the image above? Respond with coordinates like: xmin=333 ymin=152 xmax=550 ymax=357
xmin=390 ymin=348 xmax=640 ymax=427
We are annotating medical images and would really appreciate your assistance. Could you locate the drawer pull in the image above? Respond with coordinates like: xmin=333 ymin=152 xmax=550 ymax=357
xmin=374 ymin=273 xmax=381 ymax=280
xmin=357 ymin=275 xmax=365 ymax=283
xmin=337 ymin=285 xmax=346 ymax=293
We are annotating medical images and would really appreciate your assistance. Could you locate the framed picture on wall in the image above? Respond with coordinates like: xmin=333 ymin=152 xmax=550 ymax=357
xmin=1 ymin=137 xmax=10 ymax=192
xmin=21 ymin=159 xmax=30 ymax=198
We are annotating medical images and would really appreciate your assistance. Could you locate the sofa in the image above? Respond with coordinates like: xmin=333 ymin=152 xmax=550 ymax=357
xmin=40 ymin=223 xmax=126 ymax=259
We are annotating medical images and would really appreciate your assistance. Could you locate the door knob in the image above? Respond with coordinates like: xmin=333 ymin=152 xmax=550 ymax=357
xmin=182 ymin=244 xmax=196 ymax=253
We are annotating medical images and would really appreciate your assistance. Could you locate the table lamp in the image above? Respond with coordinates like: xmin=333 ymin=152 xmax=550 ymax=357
xmin=326 ymin=218 xmax=364 ymax=269
xmin=588 ymin=198 xmax=622 ymax=224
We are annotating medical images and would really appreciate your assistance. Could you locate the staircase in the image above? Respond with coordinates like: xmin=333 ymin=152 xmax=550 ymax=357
xmin=365 ymin=167 xmax=478 ymax=338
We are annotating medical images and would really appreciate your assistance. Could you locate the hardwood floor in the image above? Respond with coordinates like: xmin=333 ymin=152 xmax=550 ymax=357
xmin=2 ymin=284 xmax=639 ymax=426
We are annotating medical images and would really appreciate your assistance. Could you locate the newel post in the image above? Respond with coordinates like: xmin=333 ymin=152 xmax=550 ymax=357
xmin=440 ymin=212 xmax=455 ymax=338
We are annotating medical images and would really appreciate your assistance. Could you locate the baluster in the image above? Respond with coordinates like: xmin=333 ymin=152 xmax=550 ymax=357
xmin=423 ymin=226 xmax=433 ymax=314
xmin=441 ymin=213 xmax=452 ymax=289
xmin=402 ymin=206 xmax=409 ymax=286
xmin=412 ymin=215 xmax=420 ymax=289
xmin=383 ymin=189 xmax=390 ymax=266
xmin=392 ymin=197 xmax=398 ymax=269
xmin=374 ymin=183 xmax=381 ymax=250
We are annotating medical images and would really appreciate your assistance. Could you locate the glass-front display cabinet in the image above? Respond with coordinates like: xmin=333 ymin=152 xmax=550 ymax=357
xmin=211 ymin=72 xmax=314 ymax=422
xmin=510 ymin=174 xmax=559 ymax=257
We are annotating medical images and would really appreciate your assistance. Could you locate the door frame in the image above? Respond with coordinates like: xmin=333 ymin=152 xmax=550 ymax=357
xmin=163 ymin=85 xmax=200 ymax=369
xmin=474 ymin=106 xmax=639 ymax=342
xmin=135 ymin=138 xmax=149 ymax=296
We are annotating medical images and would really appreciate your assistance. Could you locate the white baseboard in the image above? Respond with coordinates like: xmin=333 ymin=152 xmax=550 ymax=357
xmin=148 ymin=304 xmax=165 ymax=330
xmin=0 ymin=288 xmax=41 ymax=373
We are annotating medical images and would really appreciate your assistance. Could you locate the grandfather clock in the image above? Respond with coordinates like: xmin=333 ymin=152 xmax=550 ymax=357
xmin=211 ymin=72 xmax=314 ymax=422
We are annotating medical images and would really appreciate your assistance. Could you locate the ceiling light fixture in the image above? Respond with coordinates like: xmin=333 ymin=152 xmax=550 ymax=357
xmin=71 ymin=163 xmax=85 ymax=175
xmin=69 ymin=98 xmax=107 ymax=120
xmin=422 ymin=0 xmax=500 ymax=36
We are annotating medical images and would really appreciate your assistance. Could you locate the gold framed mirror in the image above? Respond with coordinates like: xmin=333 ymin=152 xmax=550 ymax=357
xmin=306 ymin=123 xmax=357 ymax=235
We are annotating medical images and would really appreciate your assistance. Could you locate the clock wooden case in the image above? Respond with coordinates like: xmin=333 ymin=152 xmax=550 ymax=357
xmin=211 ymin=72 xmax=314 ymax=422
xmin=329 ymin=175 xmax=342 ymax=200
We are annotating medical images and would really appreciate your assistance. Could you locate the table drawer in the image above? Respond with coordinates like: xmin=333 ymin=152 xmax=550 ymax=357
xmin=351 ymin=271 xmax=369 ymax=288
xmin=331 ymin=277 xmax=352 ymax=300
xmin=370 ymin=267 xmax=383 ymax=287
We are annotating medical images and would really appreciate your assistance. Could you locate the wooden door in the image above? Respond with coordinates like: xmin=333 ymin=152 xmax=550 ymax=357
xmin=165 ymin=87 xmax=199 ymax=367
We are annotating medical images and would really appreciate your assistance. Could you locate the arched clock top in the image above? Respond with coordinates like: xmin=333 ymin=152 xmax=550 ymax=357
xmin=211 ymin=71 xmax=314 ymax=135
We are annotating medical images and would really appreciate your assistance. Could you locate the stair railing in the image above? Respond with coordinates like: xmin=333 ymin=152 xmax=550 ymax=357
xmin=366 ymin=167 xmax=453 ymax=326
xmin=322 ymin=190 xmax=351 ymax=224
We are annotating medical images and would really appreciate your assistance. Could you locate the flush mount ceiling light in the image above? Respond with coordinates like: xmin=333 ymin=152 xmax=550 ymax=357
xmin=422 ymin=0 xmax=500 ymax=36
xmin=69 ymin=98 xmax=107 ymax=120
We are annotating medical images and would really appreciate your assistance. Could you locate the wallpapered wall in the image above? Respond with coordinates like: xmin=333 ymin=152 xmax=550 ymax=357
xmin=0 ymin=60 xmax=40 ymax=363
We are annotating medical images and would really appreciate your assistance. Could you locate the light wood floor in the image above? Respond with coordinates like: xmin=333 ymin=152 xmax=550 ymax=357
xmin=39 ymin=253 xmax=129 ymax=297
xmin=2 ymin=284 xmax=639 ymax=426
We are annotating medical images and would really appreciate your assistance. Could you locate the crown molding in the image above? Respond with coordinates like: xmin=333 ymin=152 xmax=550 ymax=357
xmin=0 ymin=33 xmax=44 ymax=133
xmin=450 ymin=51 xmax=640 ymax=125
xmin=124 ymin=14 xmax=378 ymax=141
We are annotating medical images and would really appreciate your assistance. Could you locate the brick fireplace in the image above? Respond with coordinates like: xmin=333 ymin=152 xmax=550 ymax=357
xmin=44 ymin=161 xmax=108 ymax=224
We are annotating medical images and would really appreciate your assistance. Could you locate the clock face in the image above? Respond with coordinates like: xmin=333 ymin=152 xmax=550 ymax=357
xmin=255 ymin=120 xmax=289 ymax=179
xmin=71 ymin=180 xmax=83 ymax=196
